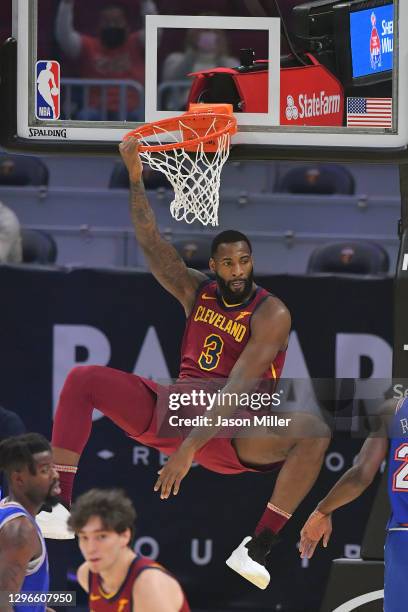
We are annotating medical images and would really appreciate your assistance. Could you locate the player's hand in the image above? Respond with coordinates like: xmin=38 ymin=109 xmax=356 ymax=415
xmin=119 ymin=136 xmax=143 ymax=182
xmin=154 ymin=445 xmax=195 ymax=499
xmin=299 ymin=510 xmax=332 ymax=559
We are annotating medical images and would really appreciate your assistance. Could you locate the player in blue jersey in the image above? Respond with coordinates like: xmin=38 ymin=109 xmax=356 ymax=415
xmin=299 ymin=398 xmax=408 ymax=612
xmin=0 ymin=433 xmax=61 ymax=612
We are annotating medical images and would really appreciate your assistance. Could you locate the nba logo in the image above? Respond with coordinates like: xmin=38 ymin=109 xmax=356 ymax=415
xmin=369 ymin=12 xmax=382 ymax=70
xmin=35 ymin=60 xmax=60 ymax=120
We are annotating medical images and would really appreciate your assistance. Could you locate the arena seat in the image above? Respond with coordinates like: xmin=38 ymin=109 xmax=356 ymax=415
xmin=275 ymin=164 xmax=355 ymax=195
xmin=0 ymin=186 xmax=399 ymax=272
xmin=221 ymin=161 xmax=274 ymax=192
xmin=0 ymin=154 xmax=49 ymax=186
xmin=21 ymin=229 xmax=57 ymax=264
xmin=343 ymin=163 xmax=400 ymax=197
xmin=109 ymin=161 xmax=171 ymax=190
xmin=173 ymin=237 xmax=211 ymax=271
xmin=307 ymin=241 xmax=389 ymax=275
xmin=42 ymin=155 xmax=116 ymax=188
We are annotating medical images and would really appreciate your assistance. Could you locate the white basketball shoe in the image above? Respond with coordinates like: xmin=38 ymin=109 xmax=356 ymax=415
xmin=36 ymin=503 xmax=74 ymax=540
xmin=226 ymin=536 xmax=271 ymax=590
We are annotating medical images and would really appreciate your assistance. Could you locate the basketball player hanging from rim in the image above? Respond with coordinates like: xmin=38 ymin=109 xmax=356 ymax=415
xmin=45 ymin=137 xmax=330 ymax=590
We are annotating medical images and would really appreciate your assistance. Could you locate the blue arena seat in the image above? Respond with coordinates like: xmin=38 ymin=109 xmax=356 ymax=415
xmin=109 ymin=161 xmax=171 ymax=190
xmin=173 ymin=237 xmax=211 ymax=271
xmin=276 ymin=164 xmax=355 ymax=195
xmin=0 ymin=187 xmax=399 ymax=272
xmin=307 ymin=241 xmax=389 ymax=275
xmin=21 ymin=229 xmax=58 ymax=264
xmin=0 ymin=154 xmax=49 ymax=186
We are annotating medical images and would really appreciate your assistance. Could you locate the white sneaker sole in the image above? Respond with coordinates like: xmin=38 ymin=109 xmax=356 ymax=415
xmin=226 ymin=536 xmax=270 ymax=590
xmin=36 ymin=503 xmax=74 ymax=540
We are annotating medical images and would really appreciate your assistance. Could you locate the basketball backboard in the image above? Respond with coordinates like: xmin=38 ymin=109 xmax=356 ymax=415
xmin=0 ymin=0 xmax=407 ymax=162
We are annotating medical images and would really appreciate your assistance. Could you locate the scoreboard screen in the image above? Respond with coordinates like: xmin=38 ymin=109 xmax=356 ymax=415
xmin=350 ymin=3 xmax=394 ymax=79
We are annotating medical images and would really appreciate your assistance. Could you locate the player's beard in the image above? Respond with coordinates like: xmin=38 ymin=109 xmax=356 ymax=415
xmin=27 ymin=480 xmax=60 ymax=508
xmin=215 ymin=268 xmax=254 ymax=304
xmin=44 ymin=491 xmax=60 ymax=507
xmin=45 ymin=478 xmax=61 ymax=507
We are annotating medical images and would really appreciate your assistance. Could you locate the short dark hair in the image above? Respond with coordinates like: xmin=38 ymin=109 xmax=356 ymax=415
xmin=0 ymin=433 xmax=51 ymax=477
xmin=100 ymin=2 xmax=129 ymax=18
xmin=68 ymin=489 xmax=136 ymax=538
xmin=211 ymin=230 xmax=252 ymax=257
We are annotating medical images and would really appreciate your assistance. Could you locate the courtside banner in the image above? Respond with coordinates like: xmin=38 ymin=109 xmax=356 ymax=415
xmin=0 ymin=267 xmax=392 ymax=611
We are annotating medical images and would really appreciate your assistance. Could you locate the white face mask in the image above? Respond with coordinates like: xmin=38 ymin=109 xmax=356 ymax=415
xmin=196 ymin=31 xmax=218 ymax=53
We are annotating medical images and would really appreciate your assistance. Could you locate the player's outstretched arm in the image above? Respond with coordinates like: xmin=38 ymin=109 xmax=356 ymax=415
xmin=119 ymin=137 xmax=207 ymax=314
xmin=299 ymin=433 xmax=388 ymax=559
xmin=133 ymin=568 xmax=184 ymax=612
xmin=0 ymin=517 xmax=38 ymax=612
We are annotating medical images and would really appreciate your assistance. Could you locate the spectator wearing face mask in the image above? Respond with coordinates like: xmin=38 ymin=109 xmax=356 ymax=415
xmin=55 ymin=0 xmax=158 ymax=120
xmin=161 ymin=25 xmax=239 ymax=111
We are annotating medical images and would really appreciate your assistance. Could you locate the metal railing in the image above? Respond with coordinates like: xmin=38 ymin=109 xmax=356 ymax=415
xmin=61 ymin=78 xmax=145 ymax=120
xmin=157 ymin=79 xmax=192 ymax=111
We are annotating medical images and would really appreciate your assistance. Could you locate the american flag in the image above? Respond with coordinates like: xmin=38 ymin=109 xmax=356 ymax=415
xmin=346 ymin=97 xmax=393 ymax=128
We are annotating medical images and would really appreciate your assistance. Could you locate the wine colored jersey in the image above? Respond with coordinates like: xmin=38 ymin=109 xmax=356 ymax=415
xmin=88 ymin=555 xmax=190 ymax=611
xmin=388 ymin=398 xmax=408 ymax=528
xmin=179 ymin=280 xmax=286 ymax=381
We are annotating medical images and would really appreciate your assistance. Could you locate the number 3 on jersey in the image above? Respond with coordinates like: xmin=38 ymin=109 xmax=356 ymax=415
xmin=198 ymin=334 xmax=224 ymax=371
xmin=393 ymin=443 xmax=408 ymax=491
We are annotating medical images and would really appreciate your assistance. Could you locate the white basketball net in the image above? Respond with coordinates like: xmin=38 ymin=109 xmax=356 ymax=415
xmin=135 ymin=115 xmax=234 ymax=227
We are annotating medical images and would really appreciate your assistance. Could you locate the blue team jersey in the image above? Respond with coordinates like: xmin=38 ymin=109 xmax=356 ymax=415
xmin=387 ymin=398 xmax=408 ymax=528
xmin=0 ymin=500 xmax=49 ymax=612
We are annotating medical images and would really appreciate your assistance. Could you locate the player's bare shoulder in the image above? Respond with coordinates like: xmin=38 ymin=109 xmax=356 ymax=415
xmin=373 ymin=397 xmax=404 ymax=432
xmin=76 ymin=562 xmax=90 ymax=593
xmin=0 ymin=515 xmax=39 ymax=589
xmin=187 ymin=267 xmax=209 ymax=287
xmin=132 ymin=567 xmax=183 ymax=611
xmin=0 ymin=514 xmax=37 ymax=549
xmin=251 ymin=293 xmax=291 ymax=346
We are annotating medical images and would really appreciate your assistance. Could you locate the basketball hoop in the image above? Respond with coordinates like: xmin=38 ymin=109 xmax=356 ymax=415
xmin=124 ymin=104 xmax=237 ymax=227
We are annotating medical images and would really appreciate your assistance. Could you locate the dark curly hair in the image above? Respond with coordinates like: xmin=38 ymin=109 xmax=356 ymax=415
xmin=68 ymin=488 xmax=137 ymax=541
xmin=0 ymin=433 xmax=51 ymax=477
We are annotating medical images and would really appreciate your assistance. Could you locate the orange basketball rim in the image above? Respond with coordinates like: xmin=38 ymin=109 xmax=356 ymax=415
xmin=123 ymin=104 xmax=237 ymax=227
